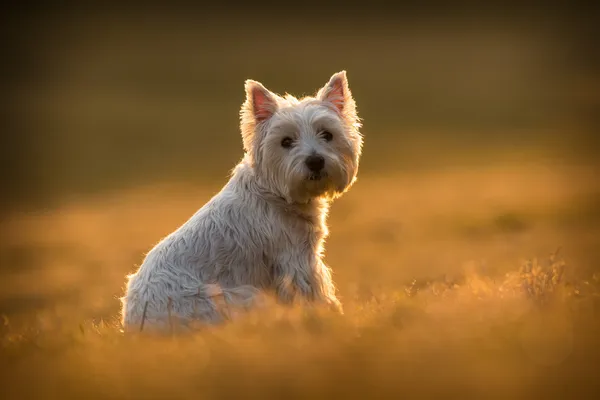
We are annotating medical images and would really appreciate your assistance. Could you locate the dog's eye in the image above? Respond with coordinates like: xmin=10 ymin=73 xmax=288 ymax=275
xmin=321 ymin=131 xmax=333 ymax=142
xmin=281 ymin=137 xmax=294 ymax=148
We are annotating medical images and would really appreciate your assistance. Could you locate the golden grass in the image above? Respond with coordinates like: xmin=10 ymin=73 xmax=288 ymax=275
xmin=1 ymin=162 xmax=599 ymax=399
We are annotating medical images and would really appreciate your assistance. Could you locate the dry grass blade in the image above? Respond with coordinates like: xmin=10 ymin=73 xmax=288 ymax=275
xmin=139 ymin=301 xmax=149 ymax=333
xmin=167 ymin=297 xmax=174 ymax=335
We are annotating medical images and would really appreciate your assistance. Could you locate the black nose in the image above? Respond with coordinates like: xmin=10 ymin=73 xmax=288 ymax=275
xmin=305 ymin=154 xmax=325 ymax=172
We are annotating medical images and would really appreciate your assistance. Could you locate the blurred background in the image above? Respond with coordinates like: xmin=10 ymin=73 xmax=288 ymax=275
xmin=2 ymin=2 xmax=598 ymax=213
xmin=2 ymin=0 xmax=600 ymax=316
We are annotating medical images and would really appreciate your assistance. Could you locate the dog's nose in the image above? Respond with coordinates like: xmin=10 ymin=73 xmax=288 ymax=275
xmin=305 ymin=154 xmax=325 ymax=173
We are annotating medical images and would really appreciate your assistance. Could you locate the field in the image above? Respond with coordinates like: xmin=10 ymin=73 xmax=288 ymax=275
xmin=2 ymin=10 xmax=600 ymax=399
xmin=2 ymin=160 xmax=600 ymax=398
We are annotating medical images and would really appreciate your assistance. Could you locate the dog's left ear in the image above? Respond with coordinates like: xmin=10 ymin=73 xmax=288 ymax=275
xmin=317 ymin=71 xmax=355 ymax=116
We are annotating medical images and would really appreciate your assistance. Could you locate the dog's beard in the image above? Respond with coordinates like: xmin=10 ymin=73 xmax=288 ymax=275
xmin=301 ymin=172 xmax=332 ymax=196
xmin=285 ymin=163 xmax=351 ymax=204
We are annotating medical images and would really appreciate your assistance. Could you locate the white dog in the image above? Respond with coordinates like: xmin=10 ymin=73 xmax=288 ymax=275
xmin=120 ymin=71 xmax=363 ymax=332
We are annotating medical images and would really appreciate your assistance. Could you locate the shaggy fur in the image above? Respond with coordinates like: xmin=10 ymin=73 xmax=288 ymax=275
xmin=120 ymin=71 xmax=363 ymax=332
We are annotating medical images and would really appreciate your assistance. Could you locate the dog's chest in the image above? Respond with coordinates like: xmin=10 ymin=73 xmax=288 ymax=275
xmin=266 ymin=206 xmax=325 ymax=255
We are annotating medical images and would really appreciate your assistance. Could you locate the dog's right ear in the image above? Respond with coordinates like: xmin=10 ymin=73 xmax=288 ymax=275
xmin=240 ymin=80 xmax=279 ymax=152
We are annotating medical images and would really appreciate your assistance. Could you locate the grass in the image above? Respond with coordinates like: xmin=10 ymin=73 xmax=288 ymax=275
xmin=1 ymin=161 xmax=600 ymax=399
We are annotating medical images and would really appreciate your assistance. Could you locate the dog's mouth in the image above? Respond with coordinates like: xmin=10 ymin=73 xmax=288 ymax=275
xmin=307 ymin=172 xmax=326 ymax=181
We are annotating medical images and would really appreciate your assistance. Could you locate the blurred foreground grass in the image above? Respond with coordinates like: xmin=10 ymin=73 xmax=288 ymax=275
xmin=1 ymin=161 xmax=600 ymax=399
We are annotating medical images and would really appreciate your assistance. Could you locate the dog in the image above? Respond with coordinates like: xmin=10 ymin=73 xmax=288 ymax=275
xmin=120 ymin=71 xmax=363 ymax=332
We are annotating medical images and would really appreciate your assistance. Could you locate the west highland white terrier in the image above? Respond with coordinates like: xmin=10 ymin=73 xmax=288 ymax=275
xmin=121 ymin=71 xmax=363 ymax=332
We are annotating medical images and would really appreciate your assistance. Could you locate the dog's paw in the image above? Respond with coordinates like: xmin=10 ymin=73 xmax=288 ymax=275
xmin=324 ymin=296 xmax=344 ymax=315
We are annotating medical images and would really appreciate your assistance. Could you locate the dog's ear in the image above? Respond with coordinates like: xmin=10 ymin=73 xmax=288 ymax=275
xmin=240 ymin=79 xmax=279 ymax=152
xmin=317 ymin=71 xmax=355 ymax=116
xmin=243 ymin=80 xmax=278 ymax=123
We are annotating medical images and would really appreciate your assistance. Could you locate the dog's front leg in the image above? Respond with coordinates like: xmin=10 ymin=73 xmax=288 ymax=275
xmin=274 ymin=253 xmax=343 ymax=314
xmin=313 ymin=259 xmax=343 ymax=314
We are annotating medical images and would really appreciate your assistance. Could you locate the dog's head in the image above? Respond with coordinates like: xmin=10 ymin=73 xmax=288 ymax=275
xmin=240 ymin=71 xmax=363 ymax=204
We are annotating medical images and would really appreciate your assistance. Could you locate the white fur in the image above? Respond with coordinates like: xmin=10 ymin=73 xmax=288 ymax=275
xmin=120 ymin=71 xmax=363 ymax=332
